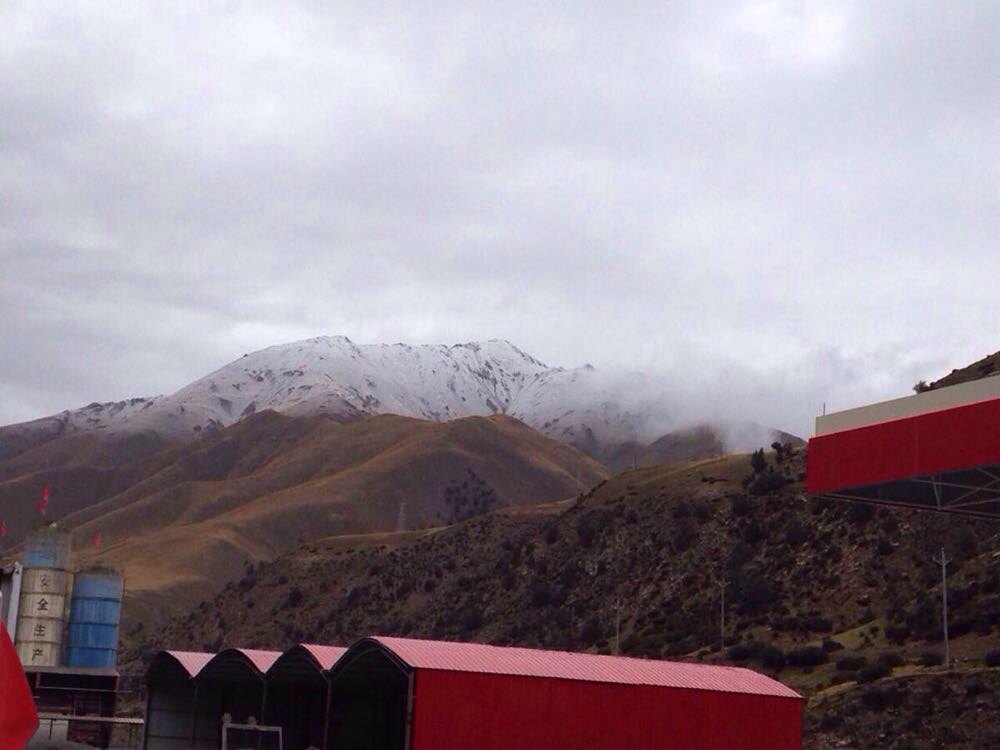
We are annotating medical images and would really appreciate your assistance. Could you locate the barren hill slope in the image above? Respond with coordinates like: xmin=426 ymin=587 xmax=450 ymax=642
xmin=928 ymin=348 xmax=1000 ymax=389
xmin=3 ymin=411 xmax=607 ymax=626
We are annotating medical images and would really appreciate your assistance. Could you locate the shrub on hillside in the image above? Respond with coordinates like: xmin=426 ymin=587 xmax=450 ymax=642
xmin=919 ymin=650 xmax=944 ymax=667
xmin=847 ymin=502 xmax=875 ymax=524
xmin=876 ymin=651 xmax=904 ymax=668
xmin=760 ymin=645 xmax=786 ymax=670
xmin=861 ymin=686 xmax=903 ymax=712
xmin=672 ymin=500 xmax=692 ymax=519
xmin=543 ymin=525 xmax=559 ymax=545
xmin=786 ymin=646 xmax=828 ymax=668
xmin=731 ymin=495 xmax=753 ymax=517
xmin=836 ymin=655 xmax=868 ymax=671
xmin=984 ymin=650 xmax=1000 ymax=667
xmin=885 ymin=622 xmax=911 ymax=645
xmin=748 ymin=470 xmax=787 ymax=496
xmin=802 ymin=615 xmax=833 ymax=633
xmin=576 ymin=516 xmax=598 ymax=548
xmin=876 ymin=536 xmax=895 ymax=556
xmin=726 ymin=640 xmax=761 ymax=662
xmin=784 ymin=519 xmax=811 ymax=546
xmin=856 ymin=661 xmax=892 ymax=684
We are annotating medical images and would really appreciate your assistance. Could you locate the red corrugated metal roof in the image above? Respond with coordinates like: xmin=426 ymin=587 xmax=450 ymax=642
xmin=300 ymin=643 xmax=348 ymax=671
xmin=235 ymin=648 xmax=282 ymax=673
xmin=165 ymin=650 xmax=214 ymax=678
xmin=371 ymin=637 xmax=800 ymax=698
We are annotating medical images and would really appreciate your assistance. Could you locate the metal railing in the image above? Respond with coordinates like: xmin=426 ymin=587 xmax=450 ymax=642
xmin=35 ymin=713 xmax=144 ymax=750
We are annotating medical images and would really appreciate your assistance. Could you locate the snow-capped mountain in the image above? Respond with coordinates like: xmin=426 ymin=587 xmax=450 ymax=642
xmin=7 ymin=337 xmax=670 ymax=449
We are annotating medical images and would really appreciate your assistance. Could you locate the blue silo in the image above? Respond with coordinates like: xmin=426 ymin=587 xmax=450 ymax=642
xmin=66 ymin=568 xmax=124 ymax=668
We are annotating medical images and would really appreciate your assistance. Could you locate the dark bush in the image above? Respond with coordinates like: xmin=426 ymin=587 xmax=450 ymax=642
xmin=802 ymin=615 xmax=833 ymax=633
xmin=877 ymin=651 xmax=904 ymax=668
xmin=460 ymin=607 xmax=483 ymax=631
xmin=857 ymin=662 xmax=892 ymax=684
xmin=693 ymin=501 xmax=713 ymax=523
xmin=836 ymin=655 xmax=868 ymax=671
xmin=919 ymin=650 xmax=943 ymax=667
xmin=821 ymin=638 xmax=845 ymax=653
xmin=731 ymin=495 xmax=753 ymax=517
xmin=760 ymin=645 xmax=786 ymax=670
xmin=672 ymin=500 xmax=692 ymax=519
xmin=734 ymin=572 xmax=779 ymax=614
xmin=786 ymin=646 xmax=828 ymax=667
xmin=543 ymin=525 xmax=559 ymax=545
xmin=748 ymin=470 xmax=787 ymax=496
xmin=672 ymin=519 xmax=698 ymax=552
xmin=726 ymin=640 xmax=761 ymax=662
xmin=579 ymin=617 xmax=602 ymax=643
xmin=984 ymin=650 xmax=1000 ymax=667
xmin=284 ymin=587 xmax=304 ymax=609
xmin=847 ymin=502 xmax=875 ymax=524
xmin=576 ymin=516 xmax=598 ymax=548
xmin=528 ymin=582 xmax=555 ymax=608
xmin=885 ymin=622 xmax=911 ymax=645
xmin=784 ymin=520 xmax=810 ymax=546
xmin=861 ymin=686 xmax=903 ymax=712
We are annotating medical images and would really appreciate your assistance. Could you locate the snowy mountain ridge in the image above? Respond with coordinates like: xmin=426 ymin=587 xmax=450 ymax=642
xmin=9 ymin=336 xmax=667 ymax=449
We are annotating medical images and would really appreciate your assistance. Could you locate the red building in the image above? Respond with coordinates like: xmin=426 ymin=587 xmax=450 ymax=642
xmin=807 ymin=376 xmax=1000 ymax=517
xmin=146 ymin=637 xmax=802 ymax=749
xmin=328 ymin=636 xmax=802 ymax=749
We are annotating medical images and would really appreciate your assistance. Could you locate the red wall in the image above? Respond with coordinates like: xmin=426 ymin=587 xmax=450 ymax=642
xmin=807 ymin=397 xmax=1000 ymax=493
xmin=410 ymin=670 xmax=802 ymax=750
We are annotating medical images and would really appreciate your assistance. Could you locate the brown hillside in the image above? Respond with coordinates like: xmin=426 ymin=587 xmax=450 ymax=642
xmin=929 ymin=349 xmax=1000 ymax=389
xmin=18 ymin=411 xmax=606 ymax=626
xmin=139 ymin=449 xmax=1000 ymax=747
xmin=0 ymin=430 xmax=176 ymax=548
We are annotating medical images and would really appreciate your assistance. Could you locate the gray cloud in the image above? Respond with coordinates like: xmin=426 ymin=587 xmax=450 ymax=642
xmin=2 ymin=1 xmax=997 ymax=436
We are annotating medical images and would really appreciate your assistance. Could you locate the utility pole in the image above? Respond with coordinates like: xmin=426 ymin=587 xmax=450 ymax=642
xmin=614 ymin=598 xmax=622 ymax=655
xmin=932 ymin=547 xmax=951 ymax=669
xmin=719 ymin=578 xmax=727 ymax=648
xmin=397 ymin=501 xmax=407 ymax=533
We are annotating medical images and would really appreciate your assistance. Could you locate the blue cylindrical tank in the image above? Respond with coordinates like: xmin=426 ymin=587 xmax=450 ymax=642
xmin=66 ymin=568 xmax=123 ymax=668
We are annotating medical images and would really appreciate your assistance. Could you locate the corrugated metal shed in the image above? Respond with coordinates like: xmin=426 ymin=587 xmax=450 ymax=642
xmin=372 ymin=636 xmax=799 ymax=697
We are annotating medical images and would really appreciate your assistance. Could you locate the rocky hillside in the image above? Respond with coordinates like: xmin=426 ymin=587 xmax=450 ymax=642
xmin=134 ymin=449 xmax=1000 ymax=747
xmin=927 ymin=348 xmax=1000 ymax=390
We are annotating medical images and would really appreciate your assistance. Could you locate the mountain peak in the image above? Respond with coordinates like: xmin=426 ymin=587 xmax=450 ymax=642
xmin=1 ymin=337 xmax=671 ymax=455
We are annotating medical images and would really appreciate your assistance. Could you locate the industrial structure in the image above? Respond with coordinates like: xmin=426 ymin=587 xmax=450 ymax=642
xmin=145 ymin=637 xmax=802 ymax=749
xmin=1 ymin=527 xmax=125 ymax=746
xmin=808 ymin=374 xmax=1000 ymax=517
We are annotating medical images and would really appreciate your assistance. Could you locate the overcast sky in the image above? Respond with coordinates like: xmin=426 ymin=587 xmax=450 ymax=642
xmin=1 ymin=1 xmax=997 ymax=437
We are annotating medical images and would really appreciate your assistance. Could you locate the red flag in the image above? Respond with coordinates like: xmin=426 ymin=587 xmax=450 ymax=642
xmin=0 ymin=621 xmax=39 ymax=745
xmin=0 ymin=520 xmax=6 ymax=537
xmin=37 ymin=483 xmax=50 ymax=515
xmin=92 ymin=531 xmax=102 ymax=550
